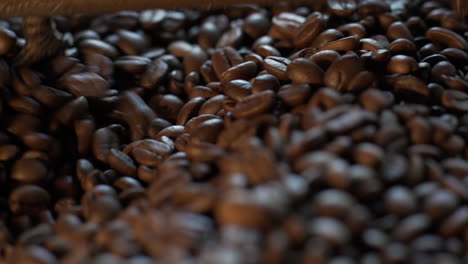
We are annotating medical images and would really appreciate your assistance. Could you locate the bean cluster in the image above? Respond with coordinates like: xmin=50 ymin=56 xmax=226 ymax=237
xmin=0 ymin=0 xmax=468 ymax=263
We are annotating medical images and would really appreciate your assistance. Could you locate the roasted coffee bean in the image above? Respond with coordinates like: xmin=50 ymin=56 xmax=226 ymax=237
xmin=442 ymin=90 xmax=468 ymax=112
xmin=149 ymin=94 xmax=184 ymax=122
xmin=79 ymin=39 xmax=119 ymax=59
xmin=269 ymin=12 xmax=305 ymax=41
xmin=140 ymin=59 xmax=169 ymax=88
xmin=224 ymin=79 xmax=252 ymax=102
xmin=61 ymin=72 xmax=110 ymax=98
xmin=393 ymin=75 xmax=430 ymax=99
xmin=118 ymin=91 xmax=156 ymax=140
xmin=263 ymin=56 xmax=291 ymax=81
xmin=244 ymin=13 xmax=271 ymax=39
xmin=92 ymin=127 xmax=120 ymax=163
xmin=327 ymin=0 xmax=358 ymax=17
xmin=232 ymin=90 xmax=276 ymax=119
xmin=9 ymin=185 xmax=50 ymax=215
xmin=84 ymin=53 xmax=114 ymax=79
xmin=324 ymin=53 xmax=363 ymax=92
xmin=184 ymin=45 xmax=208 ymax=74
xmin=11 ymin=159 xmax=48 ymax=184
xmin=176 ymin=97 xmax=206 ymax=125
xmin=251 ymin=74 xmax=281 ymax=93
xmin=387 ymin=21 xmax=414 ymax=42
xmin=220 ymin=61 xmax=257 ymax=84
xmin=309 ymin=217 xmax=350 ymax=247
xmin=387 ymin=55 xmax=418 ymax=74
xmin=278 ymin=84 xmax=312 ymax=106
xmin=309 ymin=29 xmax=342 ymax=50
xmin=293 ymin=12 xmax=325 ymax=48
xmin=0 ymin=27 xmax=16 ymax=55
xmin=319 ymin=35 xmax=360 ymax=52
xmin=287 ymin=58 xmax=323 ymax=85
xmin=426 ymin=27 xmax=468 ymax=50
xmin=108 ymin=149 xmax=137 ymax=177
xmin=357 ymin=1 xmax=389 ymax=17
xmin=385 ymin=186 xmax=417 ymax=217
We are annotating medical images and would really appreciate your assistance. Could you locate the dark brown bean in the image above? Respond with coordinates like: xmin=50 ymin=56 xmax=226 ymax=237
xmin=263 ymin=56 xmax=291 ymax=81
xmin=140 ymin=59 xmax=169 ymax=88
xmin=387 ymin=21 xmax=414 ymax=42
xmin=252 ymin=74 xmax=281 ymax=93
xmin=220 ymin=61 xmax=257 ymax=84
xmin=287 ymin=58 xmax=323 ymax=85
xmin=426 ymin=27 xmax=468 ymax=50
xmin=442 ymin=90 xmax=468 ymax=112
xmin=278 ymin=84 xmax=312 ymax=106
xmin=387 ymin=55 xmax=418 ymax=74
xmin=9 ymin=185 xmax=50 ymax=215
xmin=293 ymin=12 xmax=325 ymax=48
xmin=324 ymin=53 xmax=363 ymax=92
xmin=61 ymin=72 xmax=110 ymax=98
xmin=108 ymin=148 xmax=137 ymax=177
xmin=176 ymin=97 xmax=206 ymax=125
xmin=327 ymin=0 xmax=358 ymax=16
xmin=232 ymin=90 xmax=276 ymax=119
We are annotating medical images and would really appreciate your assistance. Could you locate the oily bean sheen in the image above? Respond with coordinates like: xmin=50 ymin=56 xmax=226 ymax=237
xmin=232 ymin=90 xmax=276 ymax=119
xmin=1 ymin=2 xmax=468 ymax=263
xmin=324 ymin=53 xmax=363 ymax=92
xmin=293 ymin=12 xmax=325 ymax=48
xmin=263 ymin=56 xmax=291 ymax=80
xmin=287 ymin=58 xmax=323 ymax=85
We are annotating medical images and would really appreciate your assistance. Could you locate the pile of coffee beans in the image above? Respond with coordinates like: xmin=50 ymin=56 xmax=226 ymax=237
xmin=0 ymin=0 xmax=467 ymax=263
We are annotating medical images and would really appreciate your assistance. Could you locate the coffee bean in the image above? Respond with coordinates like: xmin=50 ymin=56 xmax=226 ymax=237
xmin=327 ymin=0 xmax=358 ymax=17
xmin=324 ymin=53 xmax=363 ymax=92
xmin=263 ymin=56 xmax=291 ymax=81
xmin=232 ymin=90 xmax=276 ymax=119
xmin=149 ymin=94 xmax=184 ymax=122
xmin=11 ymin=159 xmax=48 ymax=184
xmin=424 ymin=189 xmax=459 ymax=220
xmin=0 ymin=27 xmax=16 ymax=55
xmin=184 ymin=45 xmax=208 ymax=74
xmin=176 ymin=97 xmax=206 ymax=125
xmin=387 ymin=21 xmax=414 ymax=42
xmin=309 ymin=29 xmax=342 ymax=50
xmin=61 ymin=72 xmax=110 ymax=98
xmin=8 ymin=95 xmax=41 ymax=116
xmin=117 ymin=91 xmax=156 ymax=140
xmin=309 ymin=217 xmax=350 ymax=247
xmin=244 ymin=13 xmax=271 ymax=39
xmin=387 ymin=55 xmax=418 ymax=74
xmin=80 ymin=39 xmax=119 ymax=59
xmin=252 ymin=74 xmax=281 ymax=93
xmin=385 ymin=186 xmax=417 ymax=216
xmin=140 ymin=59 xmax=169 ymax=88
xmin=426 ymin=27 xmax=468 ymax=50
xmin=270 ymin=12 xmax=305 ymax=41
xmin=217 ymin=22 xmax=244 ymax=48
xmin=287 ymin=58 xmax=323 ymax=85
xmin=220 ymin=61 xmax=257 ymax=84
xmin=442 ymin=90 xmax=468 ymax=112
xmin=319 ymin=35 xmax=360 ymax=52
xmin=108 ymin=148 xmax=137 ymax=177
xmin=293 ymin=12 xmax=325 ymax=48
xmin=393 ymin=75 xmax=430 ymax=99
xmin=9 ymin=185 xmax=50 ymax=215
xmin=358 ymin=0 xmax=390 ymax=17
xmin=224 ymin=79 xmax=252 ymax=102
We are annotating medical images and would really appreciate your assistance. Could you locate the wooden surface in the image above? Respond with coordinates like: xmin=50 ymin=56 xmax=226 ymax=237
xmin=0 ymin=0 xmax=464 ymax=19
xmin=0 ymin=0 xmax=314 ymax=18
